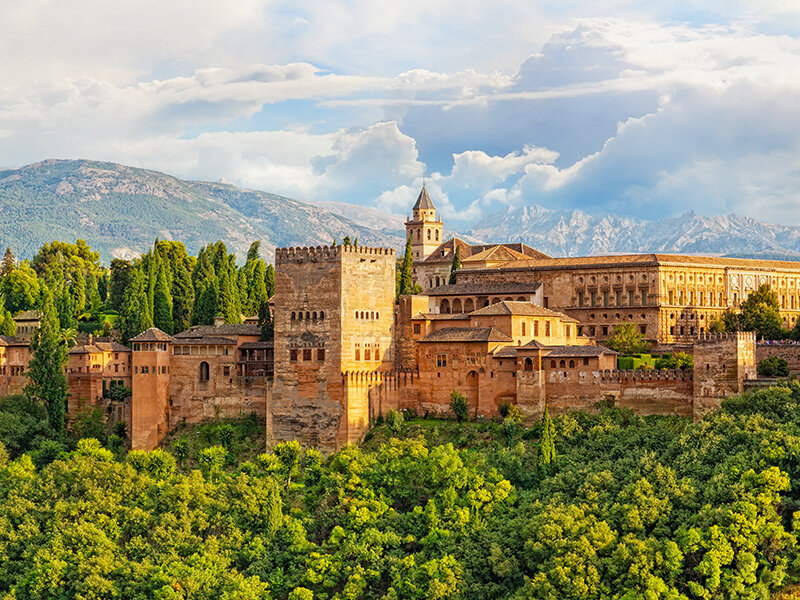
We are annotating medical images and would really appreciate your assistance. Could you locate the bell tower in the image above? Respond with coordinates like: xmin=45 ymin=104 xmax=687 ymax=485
xmin=405 ymin=185 xmax=444 ymax=261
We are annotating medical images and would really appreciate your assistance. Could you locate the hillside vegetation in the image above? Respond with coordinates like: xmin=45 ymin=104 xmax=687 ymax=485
xmin=0 ymin=159 xmax=402 ymax=262
xmin=3 ymin=384 xmax=800 ymax=598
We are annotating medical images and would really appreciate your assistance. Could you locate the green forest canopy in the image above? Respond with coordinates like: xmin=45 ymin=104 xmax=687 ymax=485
xmin=2 ymin=384 xmax=800 ymax=599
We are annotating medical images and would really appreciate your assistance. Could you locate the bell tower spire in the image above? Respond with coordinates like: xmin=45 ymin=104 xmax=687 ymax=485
xmin=405 ymin=184 xmax=444 ymax=262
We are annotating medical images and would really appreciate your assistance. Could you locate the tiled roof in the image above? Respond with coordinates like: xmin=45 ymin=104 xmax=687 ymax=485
xmin=410 ymin=313 xmax=471 ymax=321
xmin=469 ymin=301 xmax=576 ymax=321
xmin=0 ymin=336 xmax=29 ymax=346
xmin=13 ymin=310 xmax=41 ymax=321
xmin=519 ymin=340 xmax=548 ymax=350
xmin=130 ymin=328 xmax=174 ymax=342
xmin=173 ymin=324 xmax=261 ymax=338
xmin=426 ymin=282 xmax=541 ymax=296
xmin=413 ymin=185 xmax=435 ymax=210
xmin=419 ymin=327 xmax=513 ymax=343
xmin=492 ymin=346 xmax=518 ymax=358
xmin=238 ymin=341 xmax=274 ymax=349
xmin=462 ymin=245 xmax=528 ymax=263
xmin=70 ymin=342 xmax=130 ymax=355
xmin=543 ymin=345 xmax=618 ymax=357
xmin=475 ymin=252 xmax=800 ymax=273
xmin=174 ymin=336 xmax=238 ymax=345
xmin=421 ymin=238 xmax=475 ymax=263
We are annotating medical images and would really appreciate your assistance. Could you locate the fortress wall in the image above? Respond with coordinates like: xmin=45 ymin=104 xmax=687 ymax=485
xmin=756 ymin=343 xmax=800 ymax=374
xmin=542 ymin=369 xmax=694 ymax=417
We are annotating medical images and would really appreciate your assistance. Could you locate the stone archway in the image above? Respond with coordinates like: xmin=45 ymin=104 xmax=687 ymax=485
xmin=440 ymin=299 xmax=451 ymax=314
xmin=464 ymin=298 xmax=475 ymax=312
xmin=452 ymin=298 xmax=463 ymax=313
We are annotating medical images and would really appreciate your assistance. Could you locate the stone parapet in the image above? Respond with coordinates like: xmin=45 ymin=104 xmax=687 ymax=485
xmin=693 ymin=331 xmax=756 ymax=344
xmin=275 ymin=245 xmax=396 ymax=262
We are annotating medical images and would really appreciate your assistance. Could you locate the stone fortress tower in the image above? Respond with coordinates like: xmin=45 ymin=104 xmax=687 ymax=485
xmin=405 ymin=185 xmax=443 ymax=262
xmin=271 ymin=244 xmax=396 ymax=448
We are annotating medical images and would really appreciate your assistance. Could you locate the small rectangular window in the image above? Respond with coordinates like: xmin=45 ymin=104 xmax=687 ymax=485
xmin=545 ymin=321 xmax=551 ymax=336
xmin=615 ymin=290 xmax=621 ymax=306
xmin=583 ymin=357 xmax=589 ymax=366
xmin=223 ymin=366 xmax=230 ymax=376
xmin=602 ymin=326 xmax=608 ymax=336
xmin=413 ymin=323 xmax=421 ymax=334
xmin=641 ymin=290 xmax=647 ymax=305
xmin=355 ymin=349 xmax=360 ymax=361
xmin=365 ymin=349 xmax=371 ymax=361
xmin=640 ymin=325 xmax=647 ymax=336
xmin=590 ymin=291 xmax=597 ymax=306
xmin=436 ymin=353 xmax=447 ymax=367
xmin=577 ymin=291 xmax=584 ymax=307
xmin=303 ymin=348 xmax=312 ymax=361
xmin=317 ymin=348 xmax=325 ymax=361
xmin=290 ymin=349 xmax=298 ymax=362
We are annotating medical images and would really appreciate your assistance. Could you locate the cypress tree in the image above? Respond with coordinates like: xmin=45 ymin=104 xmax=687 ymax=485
xmin=398 ymin=236 xmax=414 ymax=296
xmin=86 ymin=270 xmax=101 ymax=313
xmin=195 ymin=279 xmax=219 ymax=326
xmin=97 ymin=271 xmax=109 ymax=303
xmin=55 ymin=282 xmax=77 ymax=329
xmin=248 ymin=260 xmax=268 ymax=318
xmin=171 ymin=262 xmax=194 ymax=333
xmin=120 ymin=267 xmax=150 ymax=343
xmin=70 ymin=268 xmax=86 ymax=317
xmin=153 ymin=262 xmax=173 ymax=334
xmin=24 ymin=288 xmax=68 ymax=436
xmin=109 ymin=259 xmax=133 ymax=312
xmin=265 ymin=264 xmax=275 ymax=298
xmin=449 ymin=246 xmax=461 ymax=284
xmin=1 ymin=247 xmax=15 ymax=276
xmin=145 ymin=251 xmax=158 ymax=328
xmin=217 ymin=263 xmax=241 ymax=324
xmin=0 ymin=309 xmax=14 ymax=336
xmin=537 ymin=407 xmax=556 ymax=476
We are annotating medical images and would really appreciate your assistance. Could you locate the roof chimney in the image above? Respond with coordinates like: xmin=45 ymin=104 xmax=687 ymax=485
xmin=214 ymin=316 xmax=225 ymax=327
xmin=88 ymin=334 xmax=93 ymax=345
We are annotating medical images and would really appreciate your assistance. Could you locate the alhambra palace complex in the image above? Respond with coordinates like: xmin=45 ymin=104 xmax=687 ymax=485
xmin=7 ymin=187 xmax=800 ymax=450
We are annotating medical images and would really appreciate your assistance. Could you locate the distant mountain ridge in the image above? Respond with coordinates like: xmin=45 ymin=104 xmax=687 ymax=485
xmin=466 ymin=205 xmax=800 ymax=260
xmin=0 ymin=159 xmax=404 ymax=263
xmin=3 ymin=159 xmax=800 ymax=264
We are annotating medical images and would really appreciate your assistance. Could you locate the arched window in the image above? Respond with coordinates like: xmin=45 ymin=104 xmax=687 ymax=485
xmin=550 ymin=360 xmax=556 ymax=368
xmin=370 ymin=311 xmax=374 ymax=319
xmin=298 ymin=312 xmax=303 ymax=320
xmin=559 ymin=360 xmax=566 ymax=368
xmin=435 ymin=276 xmax=440 ymax=286
xmin=360 ymin=311 xmax=365 ymax=319
xmin=569 ymin=360 xmax=575 ymax=368
xmin=427 ymin=229 xmax=431 ymax=240
xmin=522 ymin=322 xmax=526 ymax=336
xmin=435 ymin=230 xmax=439 ymax=241
xmin=306 ymin=311 xmax=310 ymax=320
xmin=376 ymin=312 xmax=379 ymax=319
xmin=355 ymin=311 xmax=358 ymax=318
xmin=524 ymin=357 xmax=533 ymax=371
xmin=199 ymin=361 xmax=209 ymax=382
xmin=291 ymin=311 xmax=296 ymax=320
xmin=320 ymin=311 xmax=325 ymax=319
xmin=417 ymin=229 xmax=421 ymax=241
xmin=312 ymin=311 xmax=317 ymax=320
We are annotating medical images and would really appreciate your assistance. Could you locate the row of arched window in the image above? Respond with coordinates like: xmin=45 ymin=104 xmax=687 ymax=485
xmin=291 ymin=311 xmax=325 ymax=321
xmin=408 ymin=228 xmax=440 ymax=242
xmin=355 ymin=311 xmax=380 ymax=320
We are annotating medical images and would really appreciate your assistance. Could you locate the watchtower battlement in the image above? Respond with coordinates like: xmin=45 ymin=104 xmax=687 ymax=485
xmin=275 ymin=245 xmax=396 ymax=263
xmin=693 ymin=331 xmax=756 ymax=344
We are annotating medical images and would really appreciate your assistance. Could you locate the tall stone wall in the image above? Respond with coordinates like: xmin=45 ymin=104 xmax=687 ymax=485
xmin=541 ymin=369 xmax=694 ymax=417
xmin=756 ymin=343 xmax=800 ymax=374
xmin=131 ymin=348 xmax=171 ymax=450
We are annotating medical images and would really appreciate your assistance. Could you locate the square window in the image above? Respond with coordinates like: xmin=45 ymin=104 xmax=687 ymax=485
xmin=303 ymin=348 xmax=312 ymax=361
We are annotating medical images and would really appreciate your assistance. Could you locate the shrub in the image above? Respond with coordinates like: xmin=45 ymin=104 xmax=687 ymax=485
xmin=450 ymin=391 xmax=469 ymax=423
xmin=758 ymin=356 xmax=790 ymax=377
xmin=386 ymin=409 xmax=404 ymax=434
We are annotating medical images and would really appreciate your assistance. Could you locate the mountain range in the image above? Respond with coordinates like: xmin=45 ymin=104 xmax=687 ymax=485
xmin=0 ymin=159 xmax=403 ymax=262
xmin=2 ymin=159 xmax=800 ymax=263
xmin=466 ymin=205 xmax=800 ymax=260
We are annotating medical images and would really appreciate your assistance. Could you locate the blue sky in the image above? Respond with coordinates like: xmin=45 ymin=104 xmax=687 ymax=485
xmin=2 ymin=0 xmax=800 ymax=227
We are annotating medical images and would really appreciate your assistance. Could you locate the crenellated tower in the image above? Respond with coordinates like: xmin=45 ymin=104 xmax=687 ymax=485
xmin=405 ymin=185 xmax=444 ymax=262
xmin=272 ymin=244 xmax=396 ymax=449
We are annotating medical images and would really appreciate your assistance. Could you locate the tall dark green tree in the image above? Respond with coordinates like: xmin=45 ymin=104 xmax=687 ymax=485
xmin=97 ymin=270 xmax=109 ymax=303
xmin=217 ymin=262 xmax=241 ymax=324
xmin=1 ymin=247 xmax=15 ymax=276
xmin=69 ymin=267 xmax=86 ymax=317
xmin=449 ymin=246 xmax=461 ymax=284
xmin=194 ymin=279 xmax=219 ymax=326
xmin=85 ymin=270 xmax=101 ymax=313
xmin=740 ymin=284 xmax=784 ymax=339
xmin=152 ymin=262 xmax=173 ymax=334
xmin=109 ymin=259 xmax=133 ymax=312
xmin=24 ymin=288 xmax=68 ymax=436
xmin=171 ymin=262 xmax=194 ymax=333
xmin=537 ymin=407 xmax=556 ymax=476
xmin=265 ymin=264 xmax=275 ymax=299
xmin=398 ymin=236 xmax=414 ymax=297
xmin=119 ymin=267 xmax=151 ymax=344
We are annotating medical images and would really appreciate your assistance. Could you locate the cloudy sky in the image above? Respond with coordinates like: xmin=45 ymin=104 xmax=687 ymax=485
xmin=3 ymin=1 xmax=800 ymax=227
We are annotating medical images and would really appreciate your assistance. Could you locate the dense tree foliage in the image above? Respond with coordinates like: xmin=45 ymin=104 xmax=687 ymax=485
xmin=711 ymin=284 xmax=786 ymax=340
xmin=5 ymin=385 xmax=800 ymax=598
xmin=606 ymin=323 xmax=651 ymax=355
